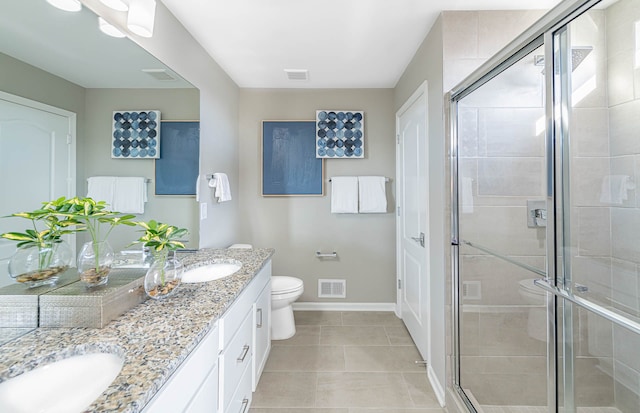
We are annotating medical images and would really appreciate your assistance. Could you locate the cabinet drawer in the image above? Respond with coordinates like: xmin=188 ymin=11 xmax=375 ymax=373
xmin=226 ymin=361 xmax=253 ymax=413
xmin=220 ymin=309 xmax=253 ymax=411
xmin=220 ymin=261 xmax=271 ymax=350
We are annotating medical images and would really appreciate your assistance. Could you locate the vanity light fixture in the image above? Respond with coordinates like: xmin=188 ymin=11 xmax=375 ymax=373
xmin=127 ymin=0 xmax=156 ymax=38
xmin=46 ymin=0 xmax=82 ymax=12
xmin=98 ymin=17 xmax=126 ymax=38
xmin=99 ymin=0 xmax=130 ymax=12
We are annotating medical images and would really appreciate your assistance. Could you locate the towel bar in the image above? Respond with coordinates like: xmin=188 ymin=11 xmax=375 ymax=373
xmin=316 ymin=251 xmax=337 ymax=258
xmin=329 ymin=177 xmax=389 ymax=182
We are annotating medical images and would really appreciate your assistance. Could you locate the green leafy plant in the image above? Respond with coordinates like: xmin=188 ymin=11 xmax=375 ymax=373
xmin=52 ymin=197 xmax=137 ymax=284
xmin=133 ymin=220 xmax=188 ymax=257
xmin=132 ymin=220 xmax=188 ymax=297
xmin=0 ymin=198 xmax=79 ymax=283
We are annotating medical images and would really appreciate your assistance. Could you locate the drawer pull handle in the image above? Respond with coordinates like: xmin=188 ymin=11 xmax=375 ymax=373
xmin=237 ymin=344 xmax=250 ymax=362
xmin=240 ymin=398 xmax=249 ymax=413
xmin=256 ymin=308 xmax=263 ymax=328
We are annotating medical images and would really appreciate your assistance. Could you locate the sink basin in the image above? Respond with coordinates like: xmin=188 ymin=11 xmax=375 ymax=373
xmin=182 ymin=261 xmax=242 ymax=283
xmin=0 ymin=352 xmax=124 ymax=413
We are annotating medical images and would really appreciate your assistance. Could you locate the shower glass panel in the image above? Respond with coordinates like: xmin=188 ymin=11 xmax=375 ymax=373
xmin=457 ymin=44 xmax=548 ymax=411
xmin=559 ymin=1 xmax=640 ymax=411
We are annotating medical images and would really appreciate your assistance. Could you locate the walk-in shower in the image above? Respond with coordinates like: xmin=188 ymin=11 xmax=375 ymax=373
xmin=449 ymin=0 xmax=640 ymax=412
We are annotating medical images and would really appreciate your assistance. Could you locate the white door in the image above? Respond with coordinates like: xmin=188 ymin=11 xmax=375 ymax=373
xmin=0 ymin=93 xmax=75 ymax=288
xmin=396 ymin=82 xmax=429 ymax=360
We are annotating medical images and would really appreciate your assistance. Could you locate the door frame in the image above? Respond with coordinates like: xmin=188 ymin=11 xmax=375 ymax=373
xmin=0 ymin=90 xmax=77 ymax=253
xmin=395 ymin=80 xmax=430 ymax=362
xmin=395 ymin=80 xmax=429 ymax=315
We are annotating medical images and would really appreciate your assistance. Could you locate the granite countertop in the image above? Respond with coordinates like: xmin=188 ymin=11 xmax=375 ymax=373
xmin=0 ymin=247 xmax=274 ymax=413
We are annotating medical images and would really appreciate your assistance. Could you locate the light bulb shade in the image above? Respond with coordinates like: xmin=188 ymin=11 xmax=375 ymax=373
xmin=99 ymin=0 xmax=129 ymax=12
xmin=127 ymin=0 xmax=156 ymax=38
xmin=99 ymin=17 xmax=126 ymax=38
xmin=46 ymin=0 xmax=82 ymax=12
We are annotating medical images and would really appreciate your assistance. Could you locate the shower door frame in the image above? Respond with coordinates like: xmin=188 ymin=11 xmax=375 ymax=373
xmin=447 ymin=0 xmax=624 ymax=412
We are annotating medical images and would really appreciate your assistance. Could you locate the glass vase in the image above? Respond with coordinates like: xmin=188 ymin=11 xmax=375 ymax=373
xmin=144 ymin=251 xmax=183 ymax=299
xmin=77 ymin=241 xmax=114 ymax=287
xmin=8 ymin=240 xmax=73 ymax=288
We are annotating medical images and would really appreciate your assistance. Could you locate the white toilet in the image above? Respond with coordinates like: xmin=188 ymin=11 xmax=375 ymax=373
xmin=518 ymin=278 xmax=547 ymax=341
xmin=271 ymin=275 xmax=304 ymax=340
xmin=228 ymin=244 xmax=304 ymax=340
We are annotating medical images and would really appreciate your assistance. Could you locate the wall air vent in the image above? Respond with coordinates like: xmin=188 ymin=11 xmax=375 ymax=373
xmin=462 ymin=281 xmax=481 ymax=300
xmin=284 ymin=69 xmax=309 ymax=81
xmin=318 ymin=279 xmax=346 ymax=298
xmin=142 ymin=69 xmax=177 ymax=81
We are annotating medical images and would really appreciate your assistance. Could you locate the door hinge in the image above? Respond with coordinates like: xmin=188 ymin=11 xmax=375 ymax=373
xmin=398 ymin=279 xmax=402 ymax=289
xmin=396 ymin=134 xmax=400 ymax=144
xmin=397 ymin=206 xmax=401 ymax=216
xmin=66 ymin=134 xmax=72 ymax=144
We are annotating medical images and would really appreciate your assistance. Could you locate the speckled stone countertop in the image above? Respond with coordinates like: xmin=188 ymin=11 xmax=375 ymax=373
xmin=0 ymin=247 xmax=274 ymax=413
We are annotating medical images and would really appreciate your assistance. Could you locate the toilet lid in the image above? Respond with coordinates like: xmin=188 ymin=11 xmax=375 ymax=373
xmin=519 ymin=279 xmax=545 ymax=295
xmin=272 ymin=276 xmax=303 ymax=294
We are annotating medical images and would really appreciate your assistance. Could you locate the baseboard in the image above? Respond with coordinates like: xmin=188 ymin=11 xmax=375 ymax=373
xmin=292 ymin=302 xmax=396 ymax=312
xmin=428 ymin=365 xmax=446 ymax=408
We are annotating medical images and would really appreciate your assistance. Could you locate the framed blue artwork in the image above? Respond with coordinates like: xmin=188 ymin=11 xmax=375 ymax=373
xmin=155 ymin=121 xmax=199 ymax=195
xmin=112 ymin=110 xmax=161 ymax=159
xmin=316 ymin=110 xmax=364 ymax=158
xmin=262 ymin=121 xmax=324 ymax=196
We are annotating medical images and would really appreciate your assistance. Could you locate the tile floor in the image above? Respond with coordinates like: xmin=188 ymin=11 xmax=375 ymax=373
xmin=250 ymin=311 xmax=445 ymax=413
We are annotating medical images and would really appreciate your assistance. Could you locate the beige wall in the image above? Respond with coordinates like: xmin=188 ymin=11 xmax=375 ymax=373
xmin=83 ymin=0 xmax=241 ymax=248
xmin=81 ymin=88 xmax=200 ymax=252
xmin=238 ymin=88 xmax=396 ymax=303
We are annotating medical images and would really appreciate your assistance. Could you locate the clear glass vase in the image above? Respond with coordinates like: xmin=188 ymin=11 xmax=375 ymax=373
xmin=77 ymin=241 xmax=114 ymax=287
xmin=144 ymin=251 xmax=183 ymax=299
xmin=8 ymin=240 xmax=73 ymax=288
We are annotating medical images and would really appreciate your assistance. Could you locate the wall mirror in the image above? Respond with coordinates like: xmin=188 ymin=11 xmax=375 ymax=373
xmin=0 ymin=0 xmax=198 ymax=342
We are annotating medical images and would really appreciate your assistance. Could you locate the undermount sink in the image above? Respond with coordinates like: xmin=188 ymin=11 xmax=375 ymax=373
xmin=182 ymin=260 xmax=242 ymax=283
xmin=0 ymin=352 xmax=124 ymax=413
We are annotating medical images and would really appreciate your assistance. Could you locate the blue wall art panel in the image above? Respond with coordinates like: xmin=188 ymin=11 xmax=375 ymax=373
xmin=112 ymin=110 xmax=161 ymax=159
xmin=262 ymin=121 xmax=324 ymax=196
xmin=155 ymin=121 xmax=200 ymax=195
xmin=316 ymin=110 xmax=364 ymax=159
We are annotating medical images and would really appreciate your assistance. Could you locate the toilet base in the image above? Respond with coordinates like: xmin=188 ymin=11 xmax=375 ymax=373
xmin=272 ymin=305 xmax=296 ymax=340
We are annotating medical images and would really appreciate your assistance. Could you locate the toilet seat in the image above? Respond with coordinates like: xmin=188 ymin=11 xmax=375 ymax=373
xmin=272 ymin=276 xmax=304 ymax=295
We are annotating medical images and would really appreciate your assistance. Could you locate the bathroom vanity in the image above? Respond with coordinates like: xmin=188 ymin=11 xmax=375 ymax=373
xmin=0 ymin=248 xmax=274 ymax=413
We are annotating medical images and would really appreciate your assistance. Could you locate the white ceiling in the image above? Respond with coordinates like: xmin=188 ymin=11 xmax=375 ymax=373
xmin=161 ymin=0 xmax=563 ymax=89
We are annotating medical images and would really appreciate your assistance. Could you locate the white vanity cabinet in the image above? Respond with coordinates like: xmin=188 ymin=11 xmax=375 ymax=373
xmin=218 ymin=260 xmax=271 ymax=412
xmin=142 ymin=259 xmax=272 ymax=413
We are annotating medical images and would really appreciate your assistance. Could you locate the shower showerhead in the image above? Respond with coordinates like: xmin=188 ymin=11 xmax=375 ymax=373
xmin=534 ymin=46 xmax=593 ymax=73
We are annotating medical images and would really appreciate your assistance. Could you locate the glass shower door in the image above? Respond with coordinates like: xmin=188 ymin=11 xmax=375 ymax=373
xmin=455 ymin=44 xmax=550 ymax=412
xmin=553 ymin=2 xmax=640 ymax=412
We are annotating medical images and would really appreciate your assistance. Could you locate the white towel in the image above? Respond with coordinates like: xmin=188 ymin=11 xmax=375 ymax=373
xmin=358 ymin=176 xmax=387 ymax=213
xmin=461 ymin=177 xmax=474 ymax=214
xmin=87 ymin=176 xmax=116 ymax=209
xmin=112 ymin=177 xmax=147 ymax=214
xmin=195 ymin=174 xmax=201 ymax=202
xmin=331 ymin=176 xmax=358 ymax=213
xmin=212 ymin=173 xmax=232 ymax=203
xmin=600 ymin=175 xmax=635 ymax=205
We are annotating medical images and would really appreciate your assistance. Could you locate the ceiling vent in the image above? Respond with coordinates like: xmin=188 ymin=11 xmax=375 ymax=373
xmin=142 ymin=69 xmax=177 ymax=81
xmin=284 ymin=69 xmax=309 ymax=81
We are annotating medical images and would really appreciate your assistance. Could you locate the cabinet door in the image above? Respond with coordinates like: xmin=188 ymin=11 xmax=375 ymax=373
xmin=184 ymin=363 xmax=219 ymax=413
xmin=142 ymin=326 xmax=219 ymax=412
xmin=252 ymin=282 xmax=271 ymax=391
